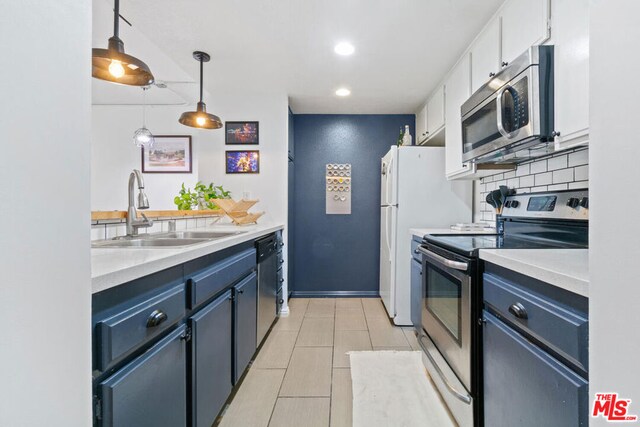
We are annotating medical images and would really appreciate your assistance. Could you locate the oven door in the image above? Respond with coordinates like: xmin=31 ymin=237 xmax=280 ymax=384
xmin=461 ymin=67 xmax=538 ymax=163
xmin=419 ymin=246 xmax=472 ymax=391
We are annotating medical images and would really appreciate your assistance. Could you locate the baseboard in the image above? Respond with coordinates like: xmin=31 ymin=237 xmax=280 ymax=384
xmin=289 ymin=290 xmax=380 ymax=298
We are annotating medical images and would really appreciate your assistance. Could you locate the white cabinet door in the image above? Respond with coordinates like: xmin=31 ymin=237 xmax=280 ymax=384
xmin=501 ymin=0 xmax=550 ymax=65
xmin=416 ymin=103 xmax=428 ymax=144
xmin=427 ymin=85 xmax=445 ymax=135
xmin=445 ymin=54 xmax=475 ymax=179
xmin=471 ymin=18 xmax=501 ymax=93
xmin=549 ymin=0 xmax=589 ymax=149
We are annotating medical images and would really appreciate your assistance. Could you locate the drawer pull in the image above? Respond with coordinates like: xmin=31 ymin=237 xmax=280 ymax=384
xmin=146 ymin=309 xmax=168 ymax=328
xmin=508 ymin=303 xmax=528 ymax=320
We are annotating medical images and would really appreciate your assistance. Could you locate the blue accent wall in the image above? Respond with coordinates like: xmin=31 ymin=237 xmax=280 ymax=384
xmin=291 ymin=114 xmax=415 ymax=296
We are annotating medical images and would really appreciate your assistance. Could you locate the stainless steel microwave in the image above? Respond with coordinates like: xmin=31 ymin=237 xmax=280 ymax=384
xmin=461 ymin=45 xmax=554 ymax=164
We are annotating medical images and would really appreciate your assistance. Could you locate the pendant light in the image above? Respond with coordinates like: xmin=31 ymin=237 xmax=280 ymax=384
xmin=133 ymin=87 xmax=154 ymax=148
xmin=179 ymin=51 xmax=223 ymax=129
xmin=92 ymin=0 xmax=154 ymax=86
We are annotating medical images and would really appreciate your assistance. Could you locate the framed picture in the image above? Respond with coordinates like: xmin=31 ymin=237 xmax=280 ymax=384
xmin=226 ymin=150 xmax=260 ymax=174
xmin=225 ymin=121 xmax=259 ymax=145
xmin=141 ymin=135 xmax=192 ymax=174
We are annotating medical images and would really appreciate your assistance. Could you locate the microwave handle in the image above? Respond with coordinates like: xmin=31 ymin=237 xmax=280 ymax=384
xmin=496 ymin=85 xmax=514 ymax=139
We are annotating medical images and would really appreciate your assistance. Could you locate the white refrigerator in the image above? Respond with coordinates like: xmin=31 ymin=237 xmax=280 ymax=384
xmin=379 ymin=145 xmax=472 ymax=325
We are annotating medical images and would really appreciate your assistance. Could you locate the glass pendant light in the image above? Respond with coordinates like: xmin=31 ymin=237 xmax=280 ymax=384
xmin=92 ymin=0 xmax=154 ymax=86
xmin=133 ymin=87 xmax=154 ymax=148
xmin=179 ymin=51 xmax=223 ymax=129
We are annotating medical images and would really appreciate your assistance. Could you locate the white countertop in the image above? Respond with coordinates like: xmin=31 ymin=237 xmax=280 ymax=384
xmin=410 ymin=227 xmax=497 ymax=238
xmin=91 ymin=223 xmax=284 ymax=294
xmin=479 ymin=249 xmax=589 ymax=297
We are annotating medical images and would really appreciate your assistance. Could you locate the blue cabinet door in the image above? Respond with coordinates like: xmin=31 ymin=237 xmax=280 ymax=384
xmin=234 ymin=272 xmax=258 ymax=383
xmin=98 ymin=325 xmax=187 ymax=427
xmin=191 ymin=290 xmax=233 ymax=427
xmin=483 ymin=311 xmax=589 ymax=427
xmin=410 ymin=259 xmax=422 ymax=329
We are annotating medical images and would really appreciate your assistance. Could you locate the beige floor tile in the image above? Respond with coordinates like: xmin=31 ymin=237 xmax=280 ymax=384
xmin=297 ymin=317 xmax=335 ymax=347
xmin=361 ymin=298 xmax=389 ymax=320
xmin=305 ymin=298 xmax=336 ymax=318
xmin=372 ymin=346 xmax=413 ymax=351
xmin=330 ymin=369 xmax=352 ymax=427
xmin=366 ymin=317 xmax=411 ymax=348
xmin=254 ymin=330 xmax=298 ymax=369
xmin=334 ymin=311 xmax=368 ymax=331
xmin=333 ymin=330 xmax=372 ymax=368
xmin=287 ymin=298 xmax=310 ymax=315
xmin=219 ymin=368 xmax=285 ymax=427
xmin=402 ymin=328 xmax=422 ymax=351
xmin=335 ymin=298 xmax=362 ymax=310
xmin=280 ymin=347 xmax=333 ymax=397
xmin=269 ymin=398 xmax=330 ymax=427
xmin=273 ymin=313 xmax=305 ymax=332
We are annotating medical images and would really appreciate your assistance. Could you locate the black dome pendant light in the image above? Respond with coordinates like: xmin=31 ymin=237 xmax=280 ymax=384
xmin=92 ymin=0 xmax=154 ymax=86
xmin=179 ymin=51 xmax=223 ymax=129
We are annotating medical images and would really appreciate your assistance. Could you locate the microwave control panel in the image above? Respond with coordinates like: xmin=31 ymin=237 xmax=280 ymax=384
xmin=326 ymin=163 xmax=351 ymax=215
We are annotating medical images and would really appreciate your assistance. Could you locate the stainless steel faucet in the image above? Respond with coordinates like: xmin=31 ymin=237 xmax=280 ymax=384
xmin=126 ymin=169 xmax=153 ymax=237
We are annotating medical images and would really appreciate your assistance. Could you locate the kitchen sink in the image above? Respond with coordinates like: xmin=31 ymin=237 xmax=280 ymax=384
xmin=92 ymin=238 xmax=209 ymax=248
xmin=157 ymin=231 xmax=244 ymax=239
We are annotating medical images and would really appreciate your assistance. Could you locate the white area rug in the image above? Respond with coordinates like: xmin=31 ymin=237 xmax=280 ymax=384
xmin=349 ymin=351 xmax=455 ymax=427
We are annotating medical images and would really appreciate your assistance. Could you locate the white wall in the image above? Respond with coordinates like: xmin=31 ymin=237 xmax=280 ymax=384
xmin=589 ymin=1 xmax=640 ymax=423
xmin=0 ymin=1 xmax=92 ymax=426
xmin=92 ymin=105 xmax=201 ymax=210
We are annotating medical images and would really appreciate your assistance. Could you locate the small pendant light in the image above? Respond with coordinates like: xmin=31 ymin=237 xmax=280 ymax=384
xmin=133 ymin=87 xmax=154 ymax=148
xmin=92 ymin=0 xmax=154 ymax=86
xmin=179 ymin=51 xmax=223 ymax=129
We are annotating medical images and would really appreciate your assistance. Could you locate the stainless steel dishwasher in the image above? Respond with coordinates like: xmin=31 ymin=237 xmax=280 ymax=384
xmin=256 ymin=235 xmax=277 ymax=346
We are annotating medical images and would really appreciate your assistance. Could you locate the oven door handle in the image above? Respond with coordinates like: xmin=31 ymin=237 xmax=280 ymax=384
xmin=423 ymin=343 xmax=473 ymax=404
xmin=418 ymin=246 xmax=468 ymax=271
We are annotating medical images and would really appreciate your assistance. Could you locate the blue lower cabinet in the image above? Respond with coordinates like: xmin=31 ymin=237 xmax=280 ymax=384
xmin=410 ymin=258 xmax=422 ymax=329
xmin=98 ymin=325 xmax=188 ymax=427
xmin=483 ymin=311 xmax=589 ymax=427
xmin=190 ymin=289 xmax=233 ymax=427
xmin=234 ymin=272 xmax=258 ymax=384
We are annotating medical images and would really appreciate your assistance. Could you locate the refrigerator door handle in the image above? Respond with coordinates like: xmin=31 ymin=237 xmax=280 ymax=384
xmin=386 ymin=155 xmax=394 ymax=205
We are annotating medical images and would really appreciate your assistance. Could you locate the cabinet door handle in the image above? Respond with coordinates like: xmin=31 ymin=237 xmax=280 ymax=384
xmin=238 ymin=289 xmax=244 ymax=294
xmin=489 ymin=72 xmax=496 ymax=77
xmin=508 ymin=303 xmax=528 ymax=319
xmin=280 ymin=278 xmax=285 ymax=283
xmin=146 ymin=309 xmax=168 ymax=328
xmin=502 ymin=61 xmax=509 ymax=67
xmin=280 ymin=259 xmax=285 ymax=264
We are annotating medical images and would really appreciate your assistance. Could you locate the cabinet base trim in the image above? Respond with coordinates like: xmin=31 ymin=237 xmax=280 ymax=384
xmin=290 ymin=290 xmax=380 ymax=298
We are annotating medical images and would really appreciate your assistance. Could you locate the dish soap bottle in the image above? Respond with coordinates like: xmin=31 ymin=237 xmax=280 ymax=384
xmin=397 ymin=127 xmax=404 ymax=146
xmin=402 ymin=125 xmax=412 ymax=146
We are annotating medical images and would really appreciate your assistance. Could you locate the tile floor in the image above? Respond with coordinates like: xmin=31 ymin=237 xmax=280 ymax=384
xmin=216 ymin=297 xmax=431 ymax=427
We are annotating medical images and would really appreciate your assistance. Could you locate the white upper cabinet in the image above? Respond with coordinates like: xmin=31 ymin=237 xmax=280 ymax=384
xmin=548 ymin=0 xmax=590 ymax=149
xmin=471 ymin=18 xmax=501 ymax=93
xmin=426 ymin=85 xmax=445 ymax=135
xmin=416 ymin=103 xmax=428 ymax=144
xmin=501 ymin=0 xmax=550 ymax=66
xmin=445 ymin=54 xmax=475 ymax=179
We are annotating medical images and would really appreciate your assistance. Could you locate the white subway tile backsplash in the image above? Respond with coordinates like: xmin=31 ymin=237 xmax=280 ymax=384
xmin=519 ymin=175 xmax=535 ymax=188
xmin=569 ymin=181 xmax=589 ymax=189
xmin=530 ymin=159 xmax=547 ymax=174
xmin=91 ymin=226 xmax=106 ymax=241
xmin=516 ymin=164 xmax=530 ymax=177
xmin=507 ymin=178 xmax=520 ymax=188
xmin=568 ymin=149 xmax=589 ymax=167
xmin=531 ymin=186 xmax=548 ymax=192
xmin=547 ymin=183 xmax=569 ymax=191
xmin=547 ymin=154 xmax=568 ymax=171
xmin=535 ymin=172 xmax=553 ymax=186
xmin=552 ymin=168 xmax=574 ymax=184
xmin=503 ymin=171 xmax=516 ymax=179
xmin=176 ymin=219 xmax=187 ymax=231
xmin=574 ymin=165 xmax=589 ymax=181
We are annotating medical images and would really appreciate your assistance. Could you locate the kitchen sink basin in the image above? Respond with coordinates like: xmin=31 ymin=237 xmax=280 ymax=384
xmin=92 ymin=238 xmax=209 ymax=248
xmin=157 ymin=231 xmax=244 ymax=239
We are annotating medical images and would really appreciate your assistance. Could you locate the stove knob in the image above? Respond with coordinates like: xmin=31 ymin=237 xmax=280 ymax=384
xmin=511 ymin=200 xmax=520 ymax=208
xmin=579 ymin=197 xmax=589 ymax=208
xmin=566 ymin=198 xmax=580 ymax=209
xmin=504 ymin=200 xmax=512 ymax=208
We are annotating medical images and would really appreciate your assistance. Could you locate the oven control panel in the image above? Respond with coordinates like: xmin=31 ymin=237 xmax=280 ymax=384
xmin=501 ymin=189 xmax=588 ymax=220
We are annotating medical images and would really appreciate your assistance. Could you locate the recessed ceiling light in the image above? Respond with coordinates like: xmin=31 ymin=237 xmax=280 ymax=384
xmin=334 ymin=42 xmax=355 ymax=56
xmin=335 ymin=88 xmax=351 ymax=97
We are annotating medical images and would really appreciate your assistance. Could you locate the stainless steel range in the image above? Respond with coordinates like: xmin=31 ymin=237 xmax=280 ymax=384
xmin=417 ymin=189 xmax=588 ymax=427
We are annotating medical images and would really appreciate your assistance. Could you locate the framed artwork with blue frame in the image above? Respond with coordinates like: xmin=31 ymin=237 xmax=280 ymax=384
xmin=225 ymin=150 xmax=260 ymax=174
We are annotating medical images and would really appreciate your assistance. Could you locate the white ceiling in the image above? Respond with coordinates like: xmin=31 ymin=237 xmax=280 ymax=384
xmin=95 ymin=0 xmax=504 ymax=113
